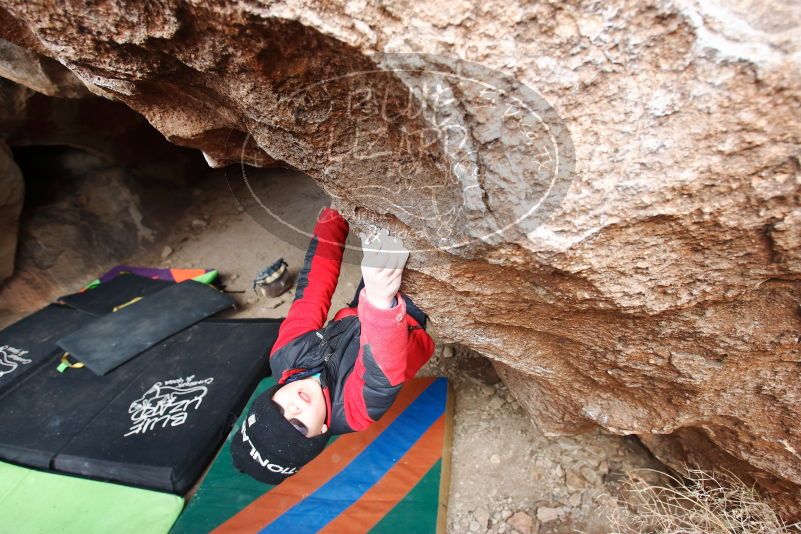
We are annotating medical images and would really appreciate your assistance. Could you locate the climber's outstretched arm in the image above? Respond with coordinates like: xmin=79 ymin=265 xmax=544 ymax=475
xmin=343 ymin=230 xmax=414 ymax=431
xmin=271 ymin=208 xmax=348 ymax=356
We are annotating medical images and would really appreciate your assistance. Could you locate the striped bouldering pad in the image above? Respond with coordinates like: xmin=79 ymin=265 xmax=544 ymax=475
xmin=172 ymin=376 xmax=453 ymax=533
xmin=0 ymin=461 xmax=183 ymax=533
xmin=87 ymin=265 xmax=218 ymax=289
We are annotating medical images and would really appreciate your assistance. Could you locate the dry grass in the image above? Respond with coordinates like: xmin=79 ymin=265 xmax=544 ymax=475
xmin=609 ymin=467 xmax=801 ymax=534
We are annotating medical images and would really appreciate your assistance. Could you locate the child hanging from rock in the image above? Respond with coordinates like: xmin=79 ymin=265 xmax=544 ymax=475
xmin=231 ymin=208 xmax=434 ymax=483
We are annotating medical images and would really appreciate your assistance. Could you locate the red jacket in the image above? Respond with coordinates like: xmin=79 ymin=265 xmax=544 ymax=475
xmin=269 ymin=208 xmax=435 ymax=434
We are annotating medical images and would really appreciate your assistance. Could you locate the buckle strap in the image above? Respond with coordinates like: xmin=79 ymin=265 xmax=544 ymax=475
xmin=56 ymin=352 xmax=85 ymax=373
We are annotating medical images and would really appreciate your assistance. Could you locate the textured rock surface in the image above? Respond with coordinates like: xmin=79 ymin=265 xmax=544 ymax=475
xmin=0 ymin=37 xmax=90 ymax=98
xmin=0 ymin=139 xmax=23 ymax=281
xmin=0 ymin=145 xmax=190 ymax=321
xmin=0 ymin=75 xmax=205 ymax=289
xmin=0 ymin=77 xmax=205 ymax=184
xmin=0 ymin=0 xmax=800 ymax=518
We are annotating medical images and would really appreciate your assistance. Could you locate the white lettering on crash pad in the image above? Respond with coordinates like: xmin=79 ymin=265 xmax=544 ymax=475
xmin=0 ymin=345 xmax=31 ymax=378
xmin=124 ymin=375 xmax=214 ymax=437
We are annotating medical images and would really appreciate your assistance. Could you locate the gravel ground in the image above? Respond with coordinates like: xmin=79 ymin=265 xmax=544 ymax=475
xmin=419 ymin=345 xmax=664 ymax=533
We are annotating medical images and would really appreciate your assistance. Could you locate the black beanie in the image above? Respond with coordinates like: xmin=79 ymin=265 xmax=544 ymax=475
xmin=231 ymin=384 xmax=330 ymax=485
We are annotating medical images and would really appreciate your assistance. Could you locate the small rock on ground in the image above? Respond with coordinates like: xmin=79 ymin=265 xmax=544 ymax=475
xmin=487 ymin=395 xmax=505 ymax=410
xmin=480 ymin=383 xmax=496 ymax=396
xmin=565 ymin=468 xmax=587 ymax=491
xmin=536 ymin=506 xmax=561 ymax=523
xmin=507 ymin=511 xmax=534 ymax=534
xmin=474 ymin=506 xmax=490 ymax=528
xmin=580 ymin=464 xmax=601 ymax=485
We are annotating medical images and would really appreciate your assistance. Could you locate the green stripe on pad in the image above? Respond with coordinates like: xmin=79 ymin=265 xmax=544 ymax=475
xmin=368 ymin=459 xmax=442 ymax=534
xmin=192 ymin=269 xmax=218 ymax=285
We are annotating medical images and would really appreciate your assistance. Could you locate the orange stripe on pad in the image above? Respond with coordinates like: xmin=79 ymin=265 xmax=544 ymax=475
xmin=170 ymin=269 xmax=207 ymax=283
xmin=213 ymin=377 xmax=436 ymax=533
xmin=319 ymin=414 xmax=445 ymax=533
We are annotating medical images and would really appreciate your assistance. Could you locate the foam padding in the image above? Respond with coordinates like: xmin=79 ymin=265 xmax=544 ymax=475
xmin=171 ymin=376 xmax=453 ymax=534
xmin=0 ymin=304 xmax=95 ymax=397
xmin=0 ymin=336 xmax=154 ymax=469
xmin=96 ymin=265 xmax=215 ymax=285
xmin=57 ymin=273 xmax=172 ymax=316
xmin=0 ymin=461 xmax=183 ymax=534
xmin=57 ymin=281 xmax=235 ymax=375
xmin=0 ymin=318 xmax=281 ymax=493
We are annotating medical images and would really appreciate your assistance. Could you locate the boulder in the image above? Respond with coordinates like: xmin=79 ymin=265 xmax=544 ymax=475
xmin=0 ymin=147 xmax=190 ymax=321
xmin=0 ymin=37 xmax=90 ymax=98
xmin=0 ymin=0 xmax=799 ymax=518
xmin=0 ymin=140 xmax=22 ymax=281
xmin=0 ymin=77 xmax=206 ymax=185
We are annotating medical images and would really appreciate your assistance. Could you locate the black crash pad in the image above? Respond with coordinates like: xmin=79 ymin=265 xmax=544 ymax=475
xmin=0 ymin=317 xmax=281 ymax=493
xmin=57 ymin=281 xmax=235 ymax=375
xmin=55 ymin=319 xmax=279 ymax=493
xmin=57 ymin=273 xmax=172 ymax=316
xmin=0 ymin=340 xmax=154 ymax=469
xmin=0 ymin=304 xmax=96 ymax=397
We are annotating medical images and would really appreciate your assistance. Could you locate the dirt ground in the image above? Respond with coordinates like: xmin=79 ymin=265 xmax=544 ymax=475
xmin=1 ymin=162 xmax=665 ymax=533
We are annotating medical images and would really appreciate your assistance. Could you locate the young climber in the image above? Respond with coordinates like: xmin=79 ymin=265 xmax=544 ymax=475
xmin=231 ymin=207 xmax=435 ymax=484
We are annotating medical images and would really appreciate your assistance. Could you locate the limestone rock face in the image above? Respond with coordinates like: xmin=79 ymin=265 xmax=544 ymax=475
xmin=0 ymin=0 xmax=800 ymax=518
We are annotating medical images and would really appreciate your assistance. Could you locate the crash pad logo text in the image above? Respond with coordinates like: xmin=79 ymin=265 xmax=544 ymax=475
xmin=124 ymin=375 xmax=214 ymax=437
xmin=0 ymin=345 xmax=31 ymax=379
